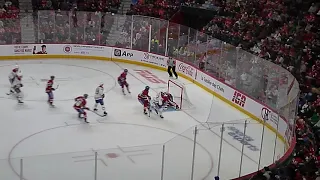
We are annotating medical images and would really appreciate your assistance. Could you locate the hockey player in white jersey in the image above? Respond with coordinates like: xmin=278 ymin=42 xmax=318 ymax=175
xmin=8 ymin=65 xmax=20 ymax=94
xmin=93 ymin=83 xmax=107 ymax=115
xmin=11 ymin=72 xmax=24 ymax=103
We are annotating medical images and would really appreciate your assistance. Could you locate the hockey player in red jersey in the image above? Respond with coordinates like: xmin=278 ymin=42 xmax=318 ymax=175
xmin=151 ymin=91 xmax=179 ymax=118
xmin=118 ymin=69 xmax=130 ymax=95
xmin=138 ymin=86 xmax=151 ymax=114
xmin=46 ymin=76 xmax=55 ymax=106
xmin=74 ymin=94 xmax=90 ymax=123
xmin=159 ymin=92 xmax=179 ymax=109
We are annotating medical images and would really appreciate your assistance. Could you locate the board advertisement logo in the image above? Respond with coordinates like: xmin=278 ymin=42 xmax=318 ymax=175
xmin=232 ymin=91 xmax=246 ymax=107
xmin=200 ymin=74 xmax=224 ymax=93
xmin=141 ymin=52 xmax=166 ymax=67
xmin=63 ymin=45 xmax=72 ymax=53
xmin=114 ymin=49 xmax=121 ymax=56
xmin=178 ymin=63 xmax=194 ymax=77
xmin=13 ymin=45 xmax=33 ymax=54
xmin=261 ymin=107 xmax=279 ymax=125
xmin=114 ymin=49 xmax=133 ymax=57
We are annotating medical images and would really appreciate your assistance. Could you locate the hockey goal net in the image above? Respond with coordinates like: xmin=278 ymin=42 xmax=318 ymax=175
xmin=167 ymin=80 xmax=194 ymax=109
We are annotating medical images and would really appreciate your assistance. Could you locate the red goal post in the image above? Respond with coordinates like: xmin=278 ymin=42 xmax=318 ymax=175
xmin=167 ymin=79 xmax=193 ymax=109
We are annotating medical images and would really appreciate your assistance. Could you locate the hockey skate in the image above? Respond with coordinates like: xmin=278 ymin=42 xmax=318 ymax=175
xmin=160 ymin=115 xmax=164 ymax=118
xmin=6 ymin=90 xmax=14 ymax=95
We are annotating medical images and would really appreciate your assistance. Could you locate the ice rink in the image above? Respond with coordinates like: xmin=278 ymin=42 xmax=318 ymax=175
xmin=0 ymin=59 xmax=286 ymax=180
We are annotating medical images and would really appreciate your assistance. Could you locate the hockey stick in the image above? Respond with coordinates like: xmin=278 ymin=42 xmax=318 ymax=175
xmin=90 ymin=110 xmax=107 ymax=117
xmin=55 ymin=84 xmax=59 ymax=90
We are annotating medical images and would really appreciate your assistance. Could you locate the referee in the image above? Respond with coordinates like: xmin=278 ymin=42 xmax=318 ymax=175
xmin=167 ymin=57 xmax=178 ymax=79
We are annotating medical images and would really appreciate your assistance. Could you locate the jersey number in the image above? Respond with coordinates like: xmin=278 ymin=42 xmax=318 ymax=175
xmin=75 ymin=100 xmax=82 ymax=106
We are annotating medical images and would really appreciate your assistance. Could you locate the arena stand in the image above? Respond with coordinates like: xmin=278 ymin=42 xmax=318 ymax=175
xmin=201 ymin=1 xmax=320 ymax=179
xmin=126 ymin=0 xmax=181 ymax=19
xmin=11 ymin=0 xmax=320 ymax=179
xmin=0 ymin=0 xmax=20 ymax=44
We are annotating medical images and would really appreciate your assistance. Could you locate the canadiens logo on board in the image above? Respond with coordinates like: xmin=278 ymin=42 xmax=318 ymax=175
xmin=63 ymin=45 xmax=72 ymax=53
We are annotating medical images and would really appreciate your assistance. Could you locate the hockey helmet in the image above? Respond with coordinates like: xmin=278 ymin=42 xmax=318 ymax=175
xmin=145 ymin=86 xmax=150 ymax=90
xmin=83 ymin=94 xmax=88 ymax=99
xmin=99 ymin=82 xmax=104 ymax=86
xmin=50 ymin=76 xmax=55 ymax=80
xmin=124 ymin=69 xmax=128 ymax=73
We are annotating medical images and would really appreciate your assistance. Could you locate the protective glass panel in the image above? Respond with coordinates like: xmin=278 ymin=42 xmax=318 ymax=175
xmin=205 ymin=38 xmax=224 ymax=78
xmin=37 ymin=10 xmax=55 ymax=43
xmin=167 ymin=22 xmax=180 ymax=58
xmin=69 ymin=11 xmax=86 ymax=44
xmin=163 ymin=127 xmax=194 ymax=179
xmin=150 ymin=18 xmax=167 ymax=55
xmin=131 ymin=15 xmax=150 ymax=52
xmin=83 ymin=12 xmax=101 ymax=45
xmin=54 ymin=11 xmax=71 ymax=43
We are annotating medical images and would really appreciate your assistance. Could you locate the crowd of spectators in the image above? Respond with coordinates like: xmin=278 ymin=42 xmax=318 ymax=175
xmin=32 ymin=0 xmax=121 ymax=12
xmin=3 ymin=0 xmax=320 ymax=178
xmin=126 ymin=0 xmax=180 ymax=20
xmin=0 ymin=0 xmax=20 ymax=44
xmin=201 ymin=0 xmax=320 ymax=179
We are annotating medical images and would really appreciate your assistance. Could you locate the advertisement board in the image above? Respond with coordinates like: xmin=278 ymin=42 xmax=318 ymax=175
xmin=176 ymin=60 xmax=197 ymax=79
xmin=195 ymin=71 xmax=226 ymax=95
xmin=62 ymin=44 xmax=110 ymax=57
xmin=112 ymin=48 xmax=167 ymax=67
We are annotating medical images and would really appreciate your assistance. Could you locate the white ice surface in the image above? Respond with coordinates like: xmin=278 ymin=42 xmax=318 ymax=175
xmin=0 ymin=59 xmax=286 ymax=180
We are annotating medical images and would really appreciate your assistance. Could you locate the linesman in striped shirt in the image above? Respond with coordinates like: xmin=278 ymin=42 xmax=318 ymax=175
xmin=167 ymin=57 xmax=178 ymax=79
